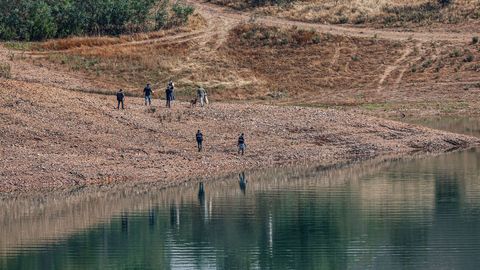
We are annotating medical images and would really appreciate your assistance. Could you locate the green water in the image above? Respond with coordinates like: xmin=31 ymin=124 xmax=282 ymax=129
xmin=407 ymin=116 xmax=480 ymax=137
xmin=2 ymin=114 xmax=480 ymax=270
xmin=1 ymin=146 xmax=480 ymax=269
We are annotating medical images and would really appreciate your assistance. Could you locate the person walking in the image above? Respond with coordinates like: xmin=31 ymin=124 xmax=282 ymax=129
xmin=144 ymin=83 xmax=153 ymax=106
xmin=197 ymin=86 xmax=206 ymax=107
xmin=238 ymin=133 xmax=246 ymax=155
xmin=196 ymin=130 xmax=203 ymax=152
xmin=116 ymin=89 xmax=125 ymax=109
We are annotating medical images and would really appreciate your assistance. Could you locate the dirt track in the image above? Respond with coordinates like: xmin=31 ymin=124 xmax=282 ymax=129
xmin=187 ymin=0 xmax=480 ymax=43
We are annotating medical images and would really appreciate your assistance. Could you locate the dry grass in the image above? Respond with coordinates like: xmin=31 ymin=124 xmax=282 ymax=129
xmin=0 ymin=63 xmax=11 ymax=78
xmin=37 ymin=28 xmax=195 ymax=51
xmin=213 ymin=0 xmax=480 ymax=29
xmin=224 ymin=23 xmax=406 ymax=103
xmin=26 ymin=19 xmax=480 ymax=108
xmin=404 ymin=41 xmax=480 ymax=83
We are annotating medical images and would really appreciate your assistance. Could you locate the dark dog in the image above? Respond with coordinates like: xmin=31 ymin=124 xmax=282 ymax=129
xmin=190 ymin=98 xmax=198 ymax=108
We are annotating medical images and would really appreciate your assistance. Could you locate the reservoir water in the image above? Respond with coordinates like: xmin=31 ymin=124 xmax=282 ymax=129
xmin=1 ymin=118 xmax=480 ymax=269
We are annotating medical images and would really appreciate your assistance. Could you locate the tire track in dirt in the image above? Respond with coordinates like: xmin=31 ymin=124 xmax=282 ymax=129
xmin=393 ymin=42 xmax=424 ymax=88
xmin=377 ymin=46 xmax=413 ymax=91
xmin=188 ymin=1 xmax=479 ymax=43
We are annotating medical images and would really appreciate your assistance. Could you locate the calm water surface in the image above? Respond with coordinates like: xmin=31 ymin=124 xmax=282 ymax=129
xmin=1 ymin=146 xmax=480 ymax=269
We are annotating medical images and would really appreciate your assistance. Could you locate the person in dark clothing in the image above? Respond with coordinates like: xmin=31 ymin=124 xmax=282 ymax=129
xmin=144 ymin=83 xmax=153 ymax=106
xmin=165 ymin=86 xmax=173 ymax=108
xmin=238 ymin=133 xmax=246 ymax=155
xmin=196 ymin=130 xmax=203 ymax=152
xmin=116 ymin=89 xmax=125 ymax=109
xmin=239 ymin=172 xmax=247 ymax=195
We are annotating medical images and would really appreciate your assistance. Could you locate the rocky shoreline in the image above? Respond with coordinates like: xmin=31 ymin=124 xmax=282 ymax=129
xmin=1 ymin=78 xmax=479 ymax=194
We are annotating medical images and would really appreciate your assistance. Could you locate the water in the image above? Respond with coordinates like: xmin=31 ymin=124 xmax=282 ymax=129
xmin=407 ymin=116 xmax=480 ymax=138
xmin=1 ymin=145 xmax=480 ymax=270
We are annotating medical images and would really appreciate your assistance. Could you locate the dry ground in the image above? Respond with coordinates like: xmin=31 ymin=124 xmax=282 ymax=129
xmin=1 ymin=77 xmax=478 ymax=193
xmin=2 ymin=1 xmax=480 ymax=194
xmin=6 ymin=0 xmax=478 ymax=118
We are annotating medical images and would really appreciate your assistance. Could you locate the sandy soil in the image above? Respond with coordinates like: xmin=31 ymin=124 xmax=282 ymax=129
xmin=1 ymin=77 xmax=479 ymax=194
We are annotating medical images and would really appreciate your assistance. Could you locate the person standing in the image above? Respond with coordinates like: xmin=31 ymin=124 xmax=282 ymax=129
xmin=238 ymin=133 xmax=246 ymax=155
xmin=116 ymin=89 xmax=125 ymax=109
xmin=166 ymin=86 xmax=173 ymax=108
xmin=196 ymin=130 xmax=203 ymax=152
xmin=144 ymin=83 xmax=153 ymax=106
xmin=168 ymin=80 xmax=175 ymax=104
xmin=197 ymin=86 xmax=206 ymax=107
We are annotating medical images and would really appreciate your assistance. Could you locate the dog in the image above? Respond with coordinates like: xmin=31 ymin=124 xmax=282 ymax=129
xmin=190 ymin=98 xmax=198 ymax=108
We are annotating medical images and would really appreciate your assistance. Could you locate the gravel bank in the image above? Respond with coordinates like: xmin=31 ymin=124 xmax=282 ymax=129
xmin=1 ymin=79 xmax=479 ymax=193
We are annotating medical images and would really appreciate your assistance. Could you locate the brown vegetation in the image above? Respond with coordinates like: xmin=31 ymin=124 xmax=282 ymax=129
xmin=211 ymin=0 xmax=480 ymax=30
xmin=16 ymin=16 xmax=480 ymax=115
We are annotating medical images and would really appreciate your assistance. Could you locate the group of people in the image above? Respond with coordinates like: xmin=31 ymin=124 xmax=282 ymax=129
xmin=196 ymin=130 xmax=246 ymax=155
xmin=115 ymin=80 xmax=208 ymax=109
xmin=141 ymin=80 xmax=176 ymax=108
xmin=115 ymin=81 xmax=246 ymax=155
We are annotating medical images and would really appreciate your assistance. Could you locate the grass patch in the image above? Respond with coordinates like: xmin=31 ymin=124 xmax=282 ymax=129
xmin=361 ymin=102 xmax=391 ymax=111
xmin=233 ymin=23 xmax=321 ymax=47
xmin=3 ymin=41 xmax=34 ymax=51
xmin=0 ymin=63 xmax=11 ymax=78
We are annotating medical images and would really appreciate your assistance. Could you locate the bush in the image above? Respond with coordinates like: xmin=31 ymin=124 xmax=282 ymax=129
xmin=464 ymin=54 xmax=474 ymax=62
xmin=0 ymin=0 xmax=195 ymax=41
xmin=171 ymin=1 xmax=195 ymax=25
xmin=473 ymin=36 xmax=479 ymax=45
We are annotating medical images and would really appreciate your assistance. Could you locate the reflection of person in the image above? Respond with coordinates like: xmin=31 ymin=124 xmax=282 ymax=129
xmin=198 ymin=182 xmax=205 ymax=205
xmin=149 ymin=209 xmax=155 ymax=228
xmin=121 ymin=212 xmax=128 ymax=233
xmin=239 ymin=172 xmax=247 ymax=195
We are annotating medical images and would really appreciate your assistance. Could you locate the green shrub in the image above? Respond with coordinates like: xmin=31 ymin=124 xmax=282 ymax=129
xmin=450 ymin=49 xmax=462 ymax=57
xmin=421 ymin=59 xmax=433 ymax=68
xmin=0 ymin=0 xmax=194 ymax=41
xmin=172 ymin=1 xmax=195 ymax=25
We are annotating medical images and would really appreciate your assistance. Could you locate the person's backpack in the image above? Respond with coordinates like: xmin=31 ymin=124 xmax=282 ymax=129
xmin=196 ymin=133 xmax=203 ymax=142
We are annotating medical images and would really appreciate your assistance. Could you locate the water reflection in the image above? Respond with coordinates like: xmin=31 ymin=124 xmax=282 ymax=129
xmin=1 ymin=149 xmax=480 ymax=269
xmin=406 ymin=116 xmax=480 ymax=138
xmin=239 ymin=172 xmax=247 ymax=195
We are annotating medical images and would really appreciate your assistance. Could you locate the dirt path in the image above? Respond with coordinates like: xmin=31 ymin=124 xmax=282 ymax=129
xmin=377 ymin=46 xmax=413 ymax=91
xmin=188 ymin=1 xmax=480 ymax=43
